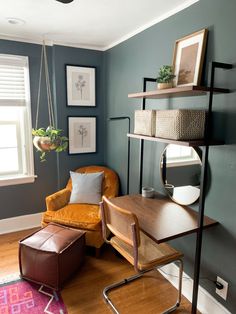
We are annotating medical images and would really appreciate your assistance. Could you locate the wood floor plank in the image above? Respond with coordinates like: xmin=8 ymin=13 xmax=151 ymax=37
xmin=0 ymin=228 xmax=196 ymax=313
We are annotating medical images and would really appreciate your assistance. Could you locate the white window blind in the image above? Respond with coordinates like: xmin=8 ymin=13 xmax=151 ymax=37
xmin=0 ymin=55 xmax=30 ymax=107
xmin=0 ymin=54 xmax=35 ymax=186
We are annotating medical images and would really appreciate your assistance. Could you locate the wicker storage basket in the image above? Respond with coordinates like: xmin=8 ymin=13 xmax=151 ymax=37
xmin=134 ymin=110 xmax=156 ymax=136
xmin=155 ymin=109 xmax=206 ymax=140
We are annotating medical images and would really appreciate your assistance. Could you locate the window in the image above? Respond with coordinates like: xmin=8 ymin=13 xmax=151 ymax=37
xmin=165 ymin=144 xmax=200 ymax=167
xmin=0 ymin=54 xmax=35 ymax=186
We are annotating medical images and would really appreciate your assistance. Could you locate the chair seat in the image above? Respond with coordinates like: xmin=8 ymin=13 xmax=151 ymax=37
xmin=42 ymin=203 xmax=101 ymax=231
xmin=111 ymin=231 xmax=183 ymax=271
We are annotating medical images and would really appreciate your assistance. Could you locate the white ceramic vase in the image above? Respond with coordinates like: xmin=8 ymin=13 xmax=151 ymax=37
xmin=33 ymin=136 xmax=57 ymax=151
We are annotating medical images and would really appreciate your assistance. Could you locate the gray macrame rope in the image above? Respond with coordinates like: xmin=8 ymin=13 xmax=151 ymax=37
xmin=35 ymin=41 xmax=55 ymax=129
xmin=35 ymin=45 xmax=43 ymax=129
xmin=43 ymin=43 xmax=55 ymax=127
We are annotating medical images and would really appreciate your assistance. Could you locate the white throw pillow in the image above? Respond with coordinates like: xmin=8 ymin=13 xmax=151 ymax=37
xmin=69 ymin=171 xmax=104 ymax=204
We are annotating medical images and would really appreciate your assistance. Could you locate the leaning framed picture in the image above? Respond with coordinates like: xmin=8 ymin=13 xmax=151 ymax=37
xmin=68 ymin=117 xmax=96 ymax=154
xmin=66 ymin=65 xmax=96 ymax=106
xmin=172 ymin=29 xmax=208 ymax=87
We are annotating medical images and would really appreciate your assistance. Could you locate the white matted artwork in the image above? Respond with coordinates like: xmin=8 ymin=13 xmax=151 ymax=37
xmin=68 ymin=117 xmax=96 ymax=154
xmin=173 ymin=29 xmax=208 ymax=87
xmin=66 ymin=65 xmax=96 ymax=106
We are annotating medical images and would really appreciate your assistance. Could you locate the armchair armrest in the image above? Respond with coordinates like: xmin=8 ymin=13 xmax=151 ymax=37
xmin=46 ymin=188 xmax=71 ymax=211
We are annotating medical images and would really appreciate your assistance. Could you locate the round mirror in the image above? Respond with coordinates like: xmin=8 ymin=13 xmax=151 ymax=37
xmin=160 ymin=144 xmax=202 ymax=205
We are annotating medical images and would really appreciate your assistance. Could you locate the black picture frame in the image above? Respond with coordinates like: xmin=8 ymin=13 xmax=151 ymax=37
xmin=66 ymin=65 xmax=96 ymax=107
xmin=68 ymin=116 xmax=96 ymax=154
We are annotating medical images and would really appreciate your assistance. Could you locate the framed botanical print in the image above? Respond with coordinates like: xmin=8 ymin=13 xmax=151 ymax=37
xmin=66 ymin=65 xmax=96 ymax=106
xmin=68 ymin=117 xmax=96 ymax=154
xmin=173 ymin=29 xmax=208 ymax=87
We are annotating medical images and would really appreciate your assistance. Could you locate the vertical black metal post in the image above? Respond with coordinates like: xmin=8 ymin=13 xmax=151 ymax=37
xmin=139 ymin=77 xmax=157 ymax=193
xmin=191 ymin=62 xmax=232 ymax=313
xmin=127 ymin=123 xmax=130 ymax=194
xmin=162 ymin=151 xmax=167 ymax=184
xmin=108 ymin=117 xmax=130 ymax=195
xmin=138 ymin=78 xmax=146 ymax=193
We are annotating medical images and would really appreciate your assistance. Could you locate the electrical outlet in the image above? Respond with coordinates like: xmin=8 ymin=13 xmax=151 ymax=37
xmin=216 ymin=276 xmax=228 ymax=300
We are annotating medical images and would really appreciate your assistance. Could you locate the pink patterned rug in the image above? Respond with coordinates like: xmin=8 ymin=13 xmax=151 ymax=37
xmin=0 ymin=278 xmax=67 ymax=314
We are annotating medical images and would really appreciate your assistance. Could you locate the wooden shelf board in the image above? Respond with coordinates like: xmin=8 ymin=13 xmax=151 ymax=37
xmin=128 ymin=86 xmax=230 ymax=99
xmin=127 ymin=133 xmax=224 ymax=147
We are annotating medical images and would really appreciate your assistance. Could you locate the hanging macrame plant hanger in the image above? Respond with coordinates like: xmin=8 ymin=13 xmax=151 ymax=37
xmin=32 ymin=41 xmax=68 ymax=161
xmin=35 ymin=41 xmax=55 ymax=130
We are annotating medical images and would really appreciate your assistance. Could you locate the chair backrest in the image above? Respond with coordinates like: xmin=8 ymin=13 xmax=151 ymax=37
xmin=66 ymin=165 xmax=119 ymax=198
xmin=101 ymin=196 xmax=140 ymax=247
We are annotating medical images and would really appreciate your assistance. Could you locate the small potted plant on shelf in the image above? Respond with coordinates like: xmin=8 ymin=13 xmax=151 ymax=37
xmin=32 ymin=126 xmax=68 ymax=162
xmin=156 ymin=65 xmax=175 ymax=90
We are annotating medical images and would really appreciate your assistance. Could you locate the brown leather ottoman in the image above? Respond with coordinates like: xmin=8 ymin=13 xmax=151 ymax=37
xmin=19 ymin=223 xmax=85 ymax=290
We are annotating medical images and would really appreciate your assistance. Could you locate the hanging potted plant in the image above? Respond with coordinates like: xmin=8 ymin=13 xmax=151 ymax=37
xmin=33 ymin=42 xmax=68 ymax=161
xmin=156 ymin=65 xmax=175 ymax=89
xmin=32 ymin=126 xmax=68 ymax=162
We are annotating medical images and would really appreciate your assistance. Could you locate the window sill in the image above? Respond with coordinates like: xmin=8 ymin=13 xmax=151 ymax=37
xmin=166 ymin=160 xmax=200 ymax=168
xmin=0 ymin=175 xmax=37 ymax=187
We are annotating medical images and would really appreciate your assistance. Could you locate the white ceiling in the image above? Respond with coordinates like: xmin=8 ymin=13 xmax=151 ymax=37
xmin=0 ymin=0 xmax=198 ymax=51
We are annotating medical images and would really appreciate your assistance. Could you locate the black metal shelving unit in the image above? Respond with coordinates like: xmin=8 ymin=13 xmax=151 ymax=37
xmin=128 ymin=61 xmax=232 ymax=313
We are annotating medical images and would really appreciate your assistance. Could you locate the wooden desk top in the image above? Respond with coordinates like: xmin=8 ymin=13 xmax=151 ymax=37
xmin=110 ymin=194 xmax=218 ymax=244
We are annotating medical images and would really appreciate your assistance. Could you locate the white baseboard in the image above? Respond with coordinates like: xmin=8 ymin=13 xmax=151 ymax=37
xmin=0 ymin=212 xmax=42 ymax=235
xmin=159 ymin=264 xmax=231 ymax=314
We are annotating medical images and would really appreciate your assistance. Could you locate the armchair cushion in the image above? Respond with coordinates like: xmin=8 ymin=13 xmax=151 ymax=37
xmin=69 ymin=171 xmax=104 ymax=205
xmin=43 ymin=203 xmax=101 ymax=231
xmin=66 ymin=166 xmax=119 ymax=199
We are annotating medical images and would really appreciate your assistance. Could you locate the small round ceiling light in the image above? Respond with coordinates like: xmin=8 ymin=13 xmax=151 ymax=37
xmin=6 ymin=17 xmax=26 ymax=25
xmin=55 ymin=0 xmax=74 ymax=3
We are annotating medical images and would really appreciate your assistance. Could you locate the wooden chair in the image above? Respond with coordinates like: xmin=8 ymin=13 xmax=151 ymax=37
xmin=100 ymin=196 xmax=184 ymax=314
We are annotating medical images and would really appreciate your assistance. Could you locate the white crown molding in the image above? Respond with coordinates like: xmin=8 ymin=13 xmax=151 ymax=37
xmin=103 ymin=0 xmax=199 ymax=51
xmin=159 ymin=263 xmax=231 ymax=314
xmin=53 ymin=40 xmax=104 ymax=51
xmin=0 ymin=212 xmax=42 ymax=235
xmin=0 ymin=0 xmax=199 ymax=51
xmin=0 ymin=34 xmax=53 ymax=46
xmin=0 ymin=34 xmax=104 ymax=51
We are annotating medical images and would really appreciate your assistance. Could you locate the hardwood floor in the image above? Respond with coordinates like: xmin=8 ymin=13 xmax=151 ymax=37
xmin=0 ymin=228 xmax=195 ymax=314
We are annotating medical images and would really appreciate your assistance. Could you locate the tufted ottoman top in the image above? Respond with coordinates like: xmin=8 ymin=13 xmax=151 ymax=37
xmin=21 ymin=223 xmax=85 ymax=253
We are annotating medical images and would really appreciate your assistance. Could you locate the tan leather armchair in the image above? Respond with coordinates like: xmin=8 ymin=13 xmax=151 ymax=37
xmin=42 ymin=166 xmax=119 ymax=256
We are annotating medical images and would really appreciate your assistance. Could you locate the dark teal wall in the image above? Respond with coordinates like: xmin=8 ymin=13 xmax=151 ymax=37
xmin=52 ymin=45 xmax=105 ymax=188
xmin=0 ymin=40 xmax=105 ymax=219
xmin=104 ymin=0 xmax=236 ymax=312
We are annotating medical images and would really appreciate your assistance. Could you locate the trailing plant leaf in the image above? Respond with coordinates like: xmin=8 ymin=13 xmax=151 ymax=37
xmin=32 ymin=128 xmax=47 ymax=137
xmin=40 ymin=151 xmax=46 ymax=162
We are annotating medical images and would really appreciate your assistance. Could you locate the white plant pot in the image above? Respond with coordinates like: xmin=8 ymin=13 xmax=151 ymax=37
xmin=33 ymin=136 xmax=57 ymax=152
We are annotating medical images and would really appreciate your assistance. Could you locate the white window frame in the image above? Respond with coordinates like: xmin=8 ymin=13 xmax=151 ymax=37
xmin=0 ymin=54 xmax=35 ymax=187
xmin=0 ymin=120 xmax=22 ymax=175
xmin=165 ymin=144 xmax=200 ymax=168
